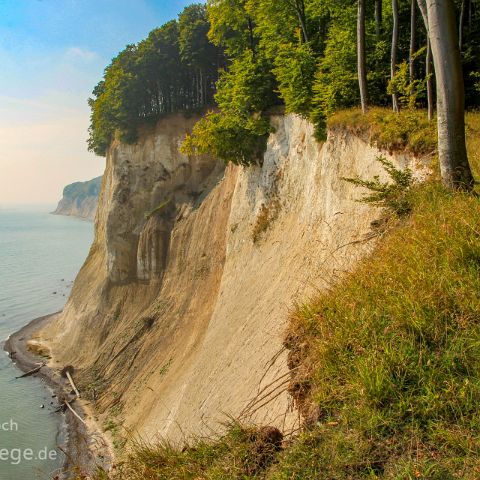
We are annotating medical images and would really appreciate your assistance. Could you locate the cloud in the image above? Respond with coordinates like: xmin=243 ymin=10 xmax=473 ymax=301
xmin=0 ymin=94 xmax=78 ymax=115
xmin=65 ymin=47 xmax=98 ymax=62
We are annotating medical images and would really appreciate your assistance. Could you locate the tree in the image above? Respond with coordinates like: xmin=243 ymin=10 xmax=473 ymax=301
xmin=421 ymin=0 xmax=474 ymax=189
xmin=417 ymin=0 xmax=434 ymax=120
xmin=409 ymin=0 xmax=417 ymax=81
xmin=458 ymin=0 xmax=465 ymax=50
xmin=391 ymin=0 xmax=400 ymax=112
xmin=357 ymin=0 xmax=368 ymax=113
xmin=87 ymin=10 xmax=221 ymax=156
xmin=375 ymin=0 xmax=383 ymax=40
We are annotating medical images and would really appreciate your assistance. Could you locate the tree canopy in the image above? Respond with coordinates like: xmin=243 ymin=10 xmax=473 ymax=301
xmin=88 ymin=4 xmax=222 ymax=156
xmin=88 ymin=0 xmax=480 ymax=170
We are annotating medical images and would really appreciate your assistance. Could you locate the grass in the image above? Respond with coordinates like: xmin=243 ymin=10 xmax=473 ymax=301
xmin=279 ymin=182 xmax=480 ymax=479
xmin=95 ymin=423 xmax=282 ymax=480
xmin=92 ymin=110 xmax=480 ymax=479
xmin=328 ymin=107 xmax=437 ymax=156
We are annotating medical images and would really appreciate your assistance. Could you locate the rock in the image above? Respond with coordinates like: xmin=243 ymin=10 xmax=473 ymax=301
xmin=51 ymin=176 xmax=102 ymax=221
xmin=44 ymin=113 xmax=430 ymax=444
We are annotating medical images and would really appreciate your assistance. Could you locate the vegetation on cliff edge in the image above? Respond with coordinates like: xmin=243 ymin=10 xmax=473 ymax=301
xmin=87 ymin=111 xmax=480 ymax=480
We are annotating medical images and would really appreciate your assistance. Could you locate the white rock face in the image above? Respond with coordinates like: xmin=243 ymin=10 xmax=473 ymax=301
xmin=43 ymin=113 xmax=429 ymax=442
xmin=52 ymin=176 xmax=102 ymax=221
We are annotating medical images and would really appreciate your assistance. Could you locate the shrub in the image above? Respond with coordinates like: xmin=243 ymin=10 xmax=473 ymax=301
xmin=343 ymin=156 xmax=414 ymax=217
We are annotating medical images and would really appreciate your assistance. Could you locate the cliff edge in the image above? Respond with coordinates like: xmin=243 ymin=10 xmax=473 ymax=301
xmin=39 ymin=113 xmax=428 ymax=444
xmin=52 ymin=176 xmax=102 ymax=220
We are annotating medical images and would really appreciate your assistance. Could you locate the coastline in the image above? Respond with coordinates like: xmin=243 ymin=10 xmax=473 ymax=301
xmin=4 ymin=312 xmax=112 ymax=479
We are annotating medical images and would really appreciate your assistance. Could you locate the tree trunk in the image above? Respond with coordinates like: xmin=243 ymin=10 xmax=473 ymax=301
xmin=247 ymin=17 xmax=255 ymax=55
xmin=426 ymin=38 xmax=434 ymax=121
xmin=375 ymin=0 xmax=383 ymax=40
xmin=426 ymin=0 xmax=474 ymax=189
xmin=468 ymin=0 xmax=472 ymax=29
xmin=357 ymin=0 xmax=368 ymax=113
xmin=459 ymin=0 xmax=465 ymax=50
xmin=410 ymin=0 xmax=417 ymax=80
xmin=391 ymin=0 xmax=400 ymax=112
xmin=417 ymin=0 xmax=433 ymax=120
xmin=295 ymin=0 xmax=309 ymax=43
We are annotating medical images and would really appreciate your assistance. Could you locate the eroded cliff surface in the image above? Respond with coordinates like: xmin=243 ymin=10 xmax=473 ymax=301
xmin=41 ymin=113 xmax=428 ymax=442
xmin=52 ymin=176 xmax=102 ymax=221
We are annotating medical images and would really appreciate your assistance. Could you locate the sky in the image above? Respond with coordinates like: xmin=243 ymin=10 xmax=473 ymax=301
xmin=0 ymin=0 xmax=192 ymax=205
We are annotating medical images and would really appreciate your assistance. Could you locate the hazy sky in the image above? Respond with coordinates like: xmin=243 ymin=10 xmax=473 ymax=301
xmin=0 ymin=0 xmax=192 ymax=205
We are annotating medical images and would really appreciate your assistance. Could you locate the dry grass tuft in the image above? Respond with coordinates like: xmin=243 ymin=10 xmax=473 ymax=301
xmin=26 ymin=341 xmax=51 ymax=359
xmin=252 ymin=199 xmax=280 ymax=243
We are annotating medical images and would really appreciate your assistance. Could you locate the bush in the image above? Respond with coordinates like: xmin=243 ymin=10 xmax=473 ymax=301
xmin=343 ymin=156 xmax=415 ymax=217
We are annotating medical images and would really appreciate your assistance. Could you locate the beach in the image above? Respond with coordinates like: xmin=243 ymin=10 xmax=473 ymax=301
xmin=4 ymin=312 xmax=112 ymax=479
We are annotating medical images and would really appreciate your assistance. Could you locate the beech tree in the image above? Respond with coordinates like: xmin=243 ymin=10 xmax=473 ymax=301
xmin=88 ymin=0 xmax=480 ymax=167
xmin=391 ymin=0 xmax=400 ymax=112
xmin=357 ymin=0 xmax=368 ymax=113
xmin=421 ymin=0 xmax=474 ymax=189
xmin=409 ymin=0 xmax=417 ymax=81
xmin=375 ymin=0 xmax=383 ymax=40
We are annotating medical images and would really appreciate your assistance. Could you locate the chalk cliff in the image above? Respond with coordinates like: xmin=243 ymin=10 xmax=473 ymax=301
xmin=41 ymin=113 xmax=428 ymax=442
xmin=52 ymin=176 xmax=102 ymax=220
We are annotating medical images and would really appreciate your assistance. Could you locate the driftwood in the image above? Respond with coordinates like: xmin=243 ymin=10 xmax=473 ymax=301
xmin=66 ymin=371 xmax=81 ymax=398
xmin=64 ymin=399 xmax=87 ymax=425
xmin=61 ymin=365 xmax=81 ymax=398
xmin=15 ymin=362 xmax=45 ymax=379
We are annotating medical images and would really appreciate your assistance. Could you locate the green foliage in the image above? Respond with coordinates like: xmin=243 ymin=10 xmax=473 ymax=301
xmin=272 ymin=43 xmax=317 ymax=117
xmin=181 ymin=50 xmax=276 ymax=165
xmin=207 ymin=0 xmax=257 ymax=57
xmin=343 ymin=156 xmax=414 ymax=216
xmin=88 ymin=6 xmax=222 ymax=156
xmin=214 ymin=51 xmax=277 ymax=114
xmin=181 ymin=111 xmax=272 ymax=166
xmin=62 ymin=176 xmax=102 ymax=200
xmin=471 ymin=71 xmax=480 ymax=94
xmin=388 ymin=55 xmax=428 ymax=110
xmin=88 ymin=0 xmax=480 ymax=159
xmin=310 ymin=17 xmax=358 ymax=139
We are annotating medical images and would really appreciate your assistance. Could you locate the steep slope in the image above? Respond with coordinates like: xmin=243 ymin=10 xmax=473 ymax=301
xmin=40 ymin=113 xmax=428 ymax=443
xmin=52 ymin=176 xmax=102 ymax=220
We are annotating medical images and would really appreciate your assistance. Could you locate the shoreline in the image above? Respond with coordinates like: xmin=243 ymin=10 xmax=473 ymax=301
xmin=4 ymin=312 xmax=112 ymax=479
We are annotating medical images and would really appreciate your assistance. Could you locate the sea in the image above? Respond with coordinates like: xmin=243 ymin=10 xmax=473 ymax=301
xmin=0 ymin=206 xmax=94 ymax=480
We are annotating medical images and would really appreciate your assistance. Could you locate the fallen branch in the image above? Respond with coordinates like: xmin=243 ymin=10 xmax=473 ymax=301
xmin=66 ymin=371 xmax=81 ymax=398
xmin=15 ymin=363 xmax=45 ymax=379
xmin=65 ymin=399 xmax=87 ymax=425
xmin=61 ymin=365 xmax=81 ymax=398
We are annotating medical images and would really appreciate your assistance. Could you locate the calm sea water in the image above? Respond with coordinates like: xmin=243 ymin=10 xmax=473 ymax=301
xmin=0 ymin=206 xmax=94 ymax=480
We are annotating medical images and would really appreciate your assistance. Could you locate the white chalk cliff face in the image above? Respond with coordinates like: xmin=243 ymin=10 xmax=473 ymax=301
xmin=42 ymin=113 xmax=428 ymax=441
xmin=52 ymin=176 xmax=102 ymax=221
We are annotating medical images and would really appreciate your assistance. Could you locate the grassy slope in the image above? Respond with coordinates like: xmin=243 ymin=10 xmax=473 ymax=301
xmin=92 ymin=109 xmax=480 ymax=480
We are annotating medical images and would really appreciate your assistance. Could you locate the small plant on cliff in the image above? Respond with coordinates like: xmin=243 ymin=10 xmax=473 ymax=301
xmin=343 ymin=156 xmax=415 ymax=217
xmin=144 ymin=198 xmax=171 ymax=220
xmin=252 ymin=200 xmax=280 ymax=243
